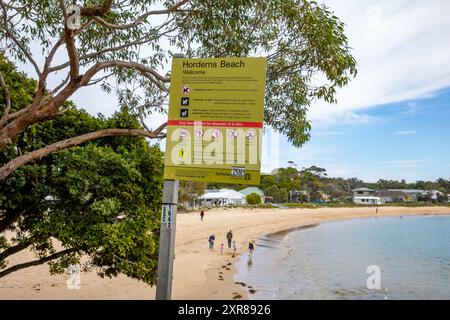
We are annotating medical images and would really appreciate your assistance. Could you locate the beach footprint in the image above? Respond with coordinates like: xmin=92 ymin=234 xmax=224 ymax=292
xmin=234 ymin=282 xmax=247 ymax=287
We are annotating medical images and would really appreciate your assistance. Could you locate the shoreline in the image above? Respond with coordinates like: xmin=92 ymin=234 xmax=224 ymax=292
xmin=1 ymin=206 xmax=450 ymax=300
xmin=196 ymin=207 xmax=450 ymax=300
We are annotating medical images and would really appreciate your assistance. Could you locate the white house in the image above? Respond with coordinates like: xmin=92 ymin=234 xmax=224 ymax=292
xmin=353 ymin=196 xmax=384 ymax=205
xmin=198 ymin=189 xmax=246 ymax=207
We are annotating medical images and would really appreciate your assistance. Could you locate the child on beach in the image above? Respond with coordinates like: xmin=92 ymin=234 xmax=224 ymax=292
xmin=233 ymin=241 xmax=237 ymax=256
xmin=200 ymin=210 xmax=205 ymax=221
xmin=220 ymin=243 xmax=224 ymax=255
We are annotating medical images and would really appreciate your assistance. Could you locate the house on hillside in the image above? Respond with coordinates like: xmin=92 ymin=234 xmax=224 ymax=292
xmin=375 ymin=190 xmax=411 ymax=203
xmin=319 ymin=192 xmax=330 ymax=203
xmin=429 ymin=190 xmax=445 ymax=200
xmin=387 ymin=189 xmax=425 ymax=201
xmin=352 ymin=188 xmax=376 ymax=197
xmin=353 ymin=196 xmax=384 ymax=205
xmin=198 ymin=189 xmax=246 ymax=207
xmin=352 ymin=188 xmax=379 ymax=205
xmin=239 ymin=187 xmax=266 ymax=203
xmin=386 ymin=189 xmax=444 ymax=201
xmin=289 ymin=190 xmax=309 ymax=203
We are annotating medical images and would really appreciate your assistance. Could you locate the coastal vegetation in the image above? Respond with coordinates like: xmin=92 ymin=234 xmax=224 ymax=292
xmin=207 ymin=165 xmax=450 ymax=207
xmin=0 ymin=108 xmax=164 ymax=281
xmin=245 ymin=193 xmax=262 ymax=206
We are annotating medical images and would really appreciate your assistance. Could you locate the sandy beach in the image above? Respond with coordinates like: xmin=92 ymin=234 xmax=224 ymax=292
xmin=1 ymin=205 xmax=450 ymax=300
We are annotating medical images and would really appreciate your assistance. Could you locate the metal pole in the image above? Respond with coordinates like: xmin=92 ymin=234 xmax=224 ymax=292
xmin=156 ymin=53 xmax=184 ymax=300
xmin=156 ymin=179 xmax=179 ymax=300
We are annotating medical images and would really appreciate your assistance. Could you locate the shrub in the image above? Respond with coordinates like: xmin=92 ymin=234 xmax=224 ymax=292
xmin=246 ymin=193 xmax=262 ymax=205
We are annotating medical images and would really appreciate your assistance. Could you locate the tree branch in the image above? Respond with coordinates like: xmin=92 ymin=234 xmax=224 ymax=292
xmin=91 ymin=0 xmax=190 ymax=30
xmin=0 ymin=0 xmax=41 ymax=76
xmin=0 ymin=241 xmax=31 ymax=261
xmin=0 ymin=71 xmax=11 ymax=129
xmin=50 ymin=73 xmax=71 ymax=95
xmin=48 ymin=23 xmax=177 ymax=74
xmin=81 ymin=60 xmax=170 ymax=85
xmin=80 ymin=0 xmax=113 ymax=17
xmin=0 ymin=208 xmax=28 ymax=233
xmin=0 ymin=124 xmax=167 ymax=180
xmin=59 ymin=0 xmax=80 ymax=81
xmin=0 ymin=248 xmax=76 ymax=278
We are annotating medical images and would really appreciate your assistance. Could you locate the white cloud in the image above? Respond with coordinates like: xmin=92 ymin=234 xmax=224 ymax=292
xmin=310 ymin=0 xmax=450 ymax=125
xmin=401 ymin=101 xmax=420 ymax=115
xmin=394 ymin=130 xmax=417 ymax=135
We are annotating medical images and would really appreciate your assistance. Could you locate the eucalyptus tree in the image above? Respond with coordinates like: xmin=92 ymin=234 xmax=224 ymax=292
xmin=0 ymin=0 xmax=356 ymax=181
xmin=0 ymin=53 xmax=165 ymax=281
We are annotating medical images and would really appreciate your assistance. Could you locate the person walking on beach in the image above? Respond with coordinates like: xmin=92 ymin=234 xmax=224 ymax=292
xmin=233 ymin=241 xmax=237 ymax=256
xmin=200 ymin=210 xmax=205 ymax=221
xmin=220 ymin=243 xmax=224 ymax=255
xmin=226 ymin=230 xmax=233 ymax=248
xmin=248 ymin=241 xmax=255 ymax=259
xmin=208 ymin=234 xmax=216 ymax=249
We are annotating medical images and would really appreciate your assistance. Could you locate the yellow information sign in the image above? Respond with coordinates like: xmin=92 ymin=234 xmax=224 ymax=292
xmin=163 ymin=57 xmax=267 ymax=184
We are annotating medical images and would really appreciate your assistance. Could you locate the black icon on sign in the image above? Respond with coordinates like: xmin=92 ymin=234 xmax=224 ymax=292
xmin=181 ymin=97 xmax=189 ymax=106
xmin=180 ymin=108 xmax=189 ymax=118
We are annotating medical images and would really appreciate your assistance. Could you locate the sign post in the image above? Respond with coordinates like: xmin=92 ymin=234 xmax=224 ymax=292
xmin=155 ymin=179 xmax=179 ymax=300
xmin=155 ymin=54 xmax=185 ymax=301
xmin=156 ymin=55 xmax=267 ymax=300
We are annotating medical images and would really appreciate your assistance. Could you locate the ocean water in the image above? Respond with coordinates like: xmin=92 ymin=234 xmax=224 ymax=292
xmin=234 ymin=215 xmax=450 ymax=300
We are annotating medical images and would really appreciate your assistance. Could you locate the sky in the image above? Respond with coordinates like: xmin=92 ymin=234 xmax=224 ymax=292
xmin=10 ymin=0 xmax=450 ymax=183
xmin=262 ymin=0 xmax=450 ymax=182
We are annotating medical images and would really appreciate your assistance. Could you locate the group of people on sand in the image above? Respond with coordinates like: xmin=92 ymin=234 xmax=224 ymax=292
xmin=208 ymin=230 xmax=236 ymax=253
xmin=201 ymin=211 xmax=255 ymax=260
xmin=208 ymin=230 xmax=254 ymax=255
